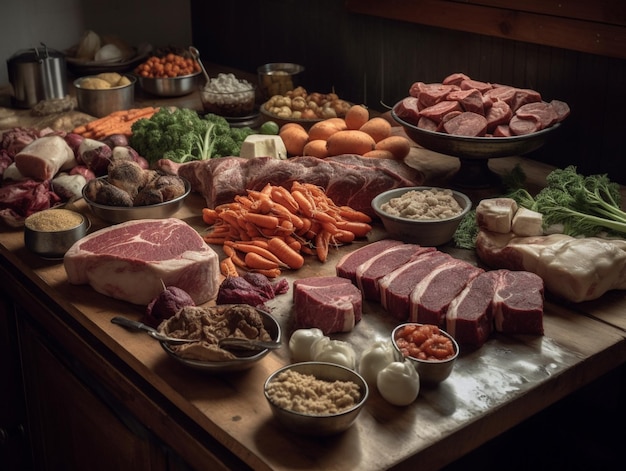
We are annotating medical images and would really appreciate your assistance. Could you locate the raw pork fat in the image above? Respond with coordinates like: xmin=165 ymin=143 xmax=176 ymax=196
xmin=64 ymin=218 xmax=219 ymax=305
xmin=476 ymin=231 xmax=626 ymax=302
xmin=293 ymin=277 xmax=362 ymax=334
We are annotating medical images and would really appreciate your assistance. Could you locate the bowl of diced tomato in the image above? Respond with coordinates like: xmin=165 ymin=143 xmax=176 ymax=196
xmin=391 ymin=323 xmax=459 ymax=384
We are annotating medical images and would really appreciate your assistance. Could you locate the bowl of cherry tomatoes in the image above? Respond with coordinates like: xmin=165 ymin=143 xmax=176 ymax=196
xmin=391 ymin=323 xmax=459 ymax=384
xmin=134 ymin=53 xmax=201 ymax=97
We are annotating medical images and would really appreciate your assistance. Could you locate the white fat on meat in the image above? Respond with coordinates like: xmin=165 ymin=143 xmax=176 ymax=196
xmin=14 ymin=135 xmax=75 ymax=181
xmin=476 ymin=197 xmax=518 ymax=234
xmin=64 ymin=218 xmax=220 ymax=305
xmin=476 ymin=231 xmax=626 ymax=302
xmin=511 ymin=206 xmax=543 ymax=236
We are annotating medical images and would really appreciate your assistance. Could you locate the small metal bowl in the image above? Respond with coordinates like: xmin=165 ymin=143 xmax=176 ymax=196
xmin=74 ymin=74 xmax=136 ymax=118
xmin=137 ymin=71 xmax=201 ymax=97
xmin=24 ymin=208 xmax=90 ymax=259
xmin=159 ymin=309 xmax=281 ymax=372
xmin=371 ymin=186 xmax=472 ymax=246
xmin=257 ymin=62 xmax=305 ymax=101
xmin=82 ymin=176 xmax=191 ymax=224
xmin=391 ymin=323 xmax=459 ymax=384
xmin=264 ymin=362 xmax=368 ymax=436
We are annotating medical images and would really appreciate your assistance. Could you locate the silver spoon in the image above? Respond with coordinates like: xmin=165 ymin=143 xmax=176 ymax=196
xmin=111 ymin=316 xmax=197 ymax=345
xmin=189 ymin=46 xmax=211 ymax=84
xmin=218 ymin=337 xmax=281 ymax=351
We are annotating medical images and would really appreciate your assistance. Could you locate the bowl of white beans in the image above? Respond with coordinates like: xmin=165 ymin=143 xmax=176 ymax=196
xmin=372 ymin=186 xmax=472 ymax=246
xmin=200 ymin=73 xmax=256 ymax=118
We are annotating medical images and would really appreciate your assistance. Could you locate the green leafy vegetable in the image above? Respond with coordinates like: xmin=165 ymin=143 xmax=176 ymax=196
xmin=508 ymin=165 xmax=626 ymax=237
xmin=129 ymin=108 xmax=254 ymax=165
xmin=453 ymin=209 xmax=479 ymax=249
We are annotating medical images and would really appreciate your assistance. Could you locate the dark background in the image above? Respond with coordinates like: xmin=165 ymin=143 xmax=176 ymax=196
xmin=191 ymin=0 xmax=626 ymax=185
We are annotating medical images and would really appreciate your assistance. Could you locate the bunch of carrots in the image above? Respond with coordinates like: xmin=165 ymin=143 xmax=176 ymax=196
xmin=72 ymin=106 xmax=159 ymax=140
xmin=201 ymin=182 xmax=373 ymax=278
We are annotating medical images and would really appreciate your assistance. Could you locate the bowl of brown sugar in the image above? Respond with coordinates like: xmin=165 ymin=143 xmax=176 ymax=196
xmin=24 ymin=208 xmax=90 ymax=259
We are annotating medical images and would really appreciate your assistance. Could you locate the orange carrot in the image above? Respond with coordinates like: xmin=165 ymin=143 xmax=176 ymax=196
xmin=244 ymin=251 xmax=279 ymax=270
xmin=220 ymin=257 xmax=239 ymax=277
xmin=268 ymin=237 xmax=305 ymax=269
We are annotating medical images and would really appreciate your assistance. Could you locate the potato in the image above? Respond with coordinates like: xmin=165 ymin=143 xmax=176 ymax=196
xmin=375 ymin=135 xmax=411 ymax=159
xmin=326 ymin=130 xmax=376 ymax=156
xmin=345 ymin=105 xmax=369 ymax=130
xmin=79 ymin=77 xmax=112 ymax=90
xmin=279 ymin=123 xmax=308 ymax=156
xmin=308 ymin=118 xmax=346 ymax=141
xmin=95 ymin=72 xmax=124 ymax=86
xmin=303 ymin=139 xmax=329 ymax=159
xmin=360 ymin=117 xmax=392 ymax=143
xmin=363 ymin=149 xmax=395 ymax=159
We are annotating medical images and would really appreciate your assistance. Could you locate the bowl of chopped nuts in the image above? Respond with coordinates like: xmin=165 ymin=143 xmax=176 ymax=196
xmin=372 ymin=186 xmax=472 ymax=246
xmin=264 ymin=361 xmax=369 ymax=436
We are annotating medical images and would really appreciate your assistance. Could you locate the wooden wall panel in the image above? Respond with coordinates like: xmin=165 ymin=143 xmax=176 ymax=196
xmin=191 ymin=0 xmax=626 ymax=184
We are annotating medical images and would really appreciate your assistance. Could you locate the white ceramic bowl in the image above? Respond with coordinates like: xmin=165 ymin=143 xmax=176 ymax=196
xmin=264 ymin=362 xmax=368 ymax=436
xmin=371 ymin=186 xmax=471 ymax=246
xmin=391 ymin=323 xmax=459 ymax=384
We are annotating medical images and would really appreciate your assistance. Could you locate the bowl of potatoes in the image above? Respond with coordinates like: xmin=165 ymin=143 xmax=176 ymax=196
xmin=74 ymin=72 xmax=136 ymax=117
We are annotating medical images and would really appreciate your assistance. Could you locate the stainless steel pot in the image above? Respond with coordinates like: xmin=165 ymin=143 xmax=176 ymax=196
xmin=7 ymin=44 xmax=68 ymax=108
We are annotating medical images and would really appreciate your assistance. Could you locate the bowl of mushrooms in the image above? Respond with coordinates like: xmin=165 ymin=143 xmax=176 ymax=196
xmin=82 ymin=159 xmax=190 ymax=223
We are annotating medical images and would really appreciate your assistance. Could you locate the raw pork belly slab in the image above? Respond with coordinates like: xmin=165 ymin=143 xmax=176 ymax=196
xmin=336 ymin=239 xmax=404 ymax=283
xmin=492 ymin=269 xmax=544 ymax=335
xmin=64 ymin=218 xmax=220 ymax=305
xmin=356 ymin=244 xmax=428 ymax=302
xmin=292 ymin=276 xmax=362 ymax=334
xmin=446 ymin=271 xmax=499 ymax=348
xmin=379 ymin=250 xmax=448 ymax=321
xmin=409 ymin=259 xmax=483 ymax=326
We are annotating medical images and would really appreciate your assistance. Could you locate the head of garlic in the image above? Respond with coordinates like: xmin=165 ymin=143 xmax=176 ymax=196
xmin=310 ymin=336 xmax=357 ymax=370
xmin=358 ymin=338 xmax=396 ymax=385
xmin=377 ymin=361 xmax=420 ymax=406
xmin=288 ymin=328 xmax=324 ymax=362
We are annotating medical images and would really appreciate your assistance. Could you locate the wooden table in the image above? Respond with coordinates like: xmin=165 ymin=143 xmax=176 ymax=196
xmin=2 ymin=139 xmax=626 ymax=470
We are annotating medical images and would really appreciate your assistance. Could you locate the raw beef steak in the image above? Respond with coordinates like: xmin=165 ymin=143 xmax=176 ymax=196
xmin=336 ymin=239 xmax=404 ymax=283
xmin=292 ymin=276 xmax=362 ymax=334
xmin=64 ymin=218 xmax=220 ymax=305
xmin=446 ymin=271 xmax=499 ymax=348
xmin=409 ymin=259 xmax=483 ymax=326
xmin=492 ymin=269 xmax=544 ymax=335
xmin=379 ymin=250 xmax=448 ymax=321
xmin=356 ymin=244 xmax=428 ymax=302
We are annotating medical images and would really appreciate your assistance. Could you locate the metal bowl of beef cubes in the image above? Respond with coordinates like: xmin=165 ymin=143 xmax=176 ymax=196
xmin=372 ymin=186 xmax=471 ymax=247
xmin=82 ymin=174 xmax=191 ymax=224
xmin=263 ymin=361 xmax=368 ymax=436
xmin=391 ymin=323 xmax=459 ymax=384
xmin=390 ymin=74 xmax=569 ymax=160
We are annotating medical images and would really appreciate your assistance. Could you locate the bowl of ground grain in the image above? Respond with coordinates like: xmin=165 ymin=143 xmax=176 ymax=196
xmin=372 ymin=186 xmax=472 ymax=246
xmin=263 ymin=361 xmax=368 ymax=436
xmin=24 ymin=208 xmax=89 ymax=259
